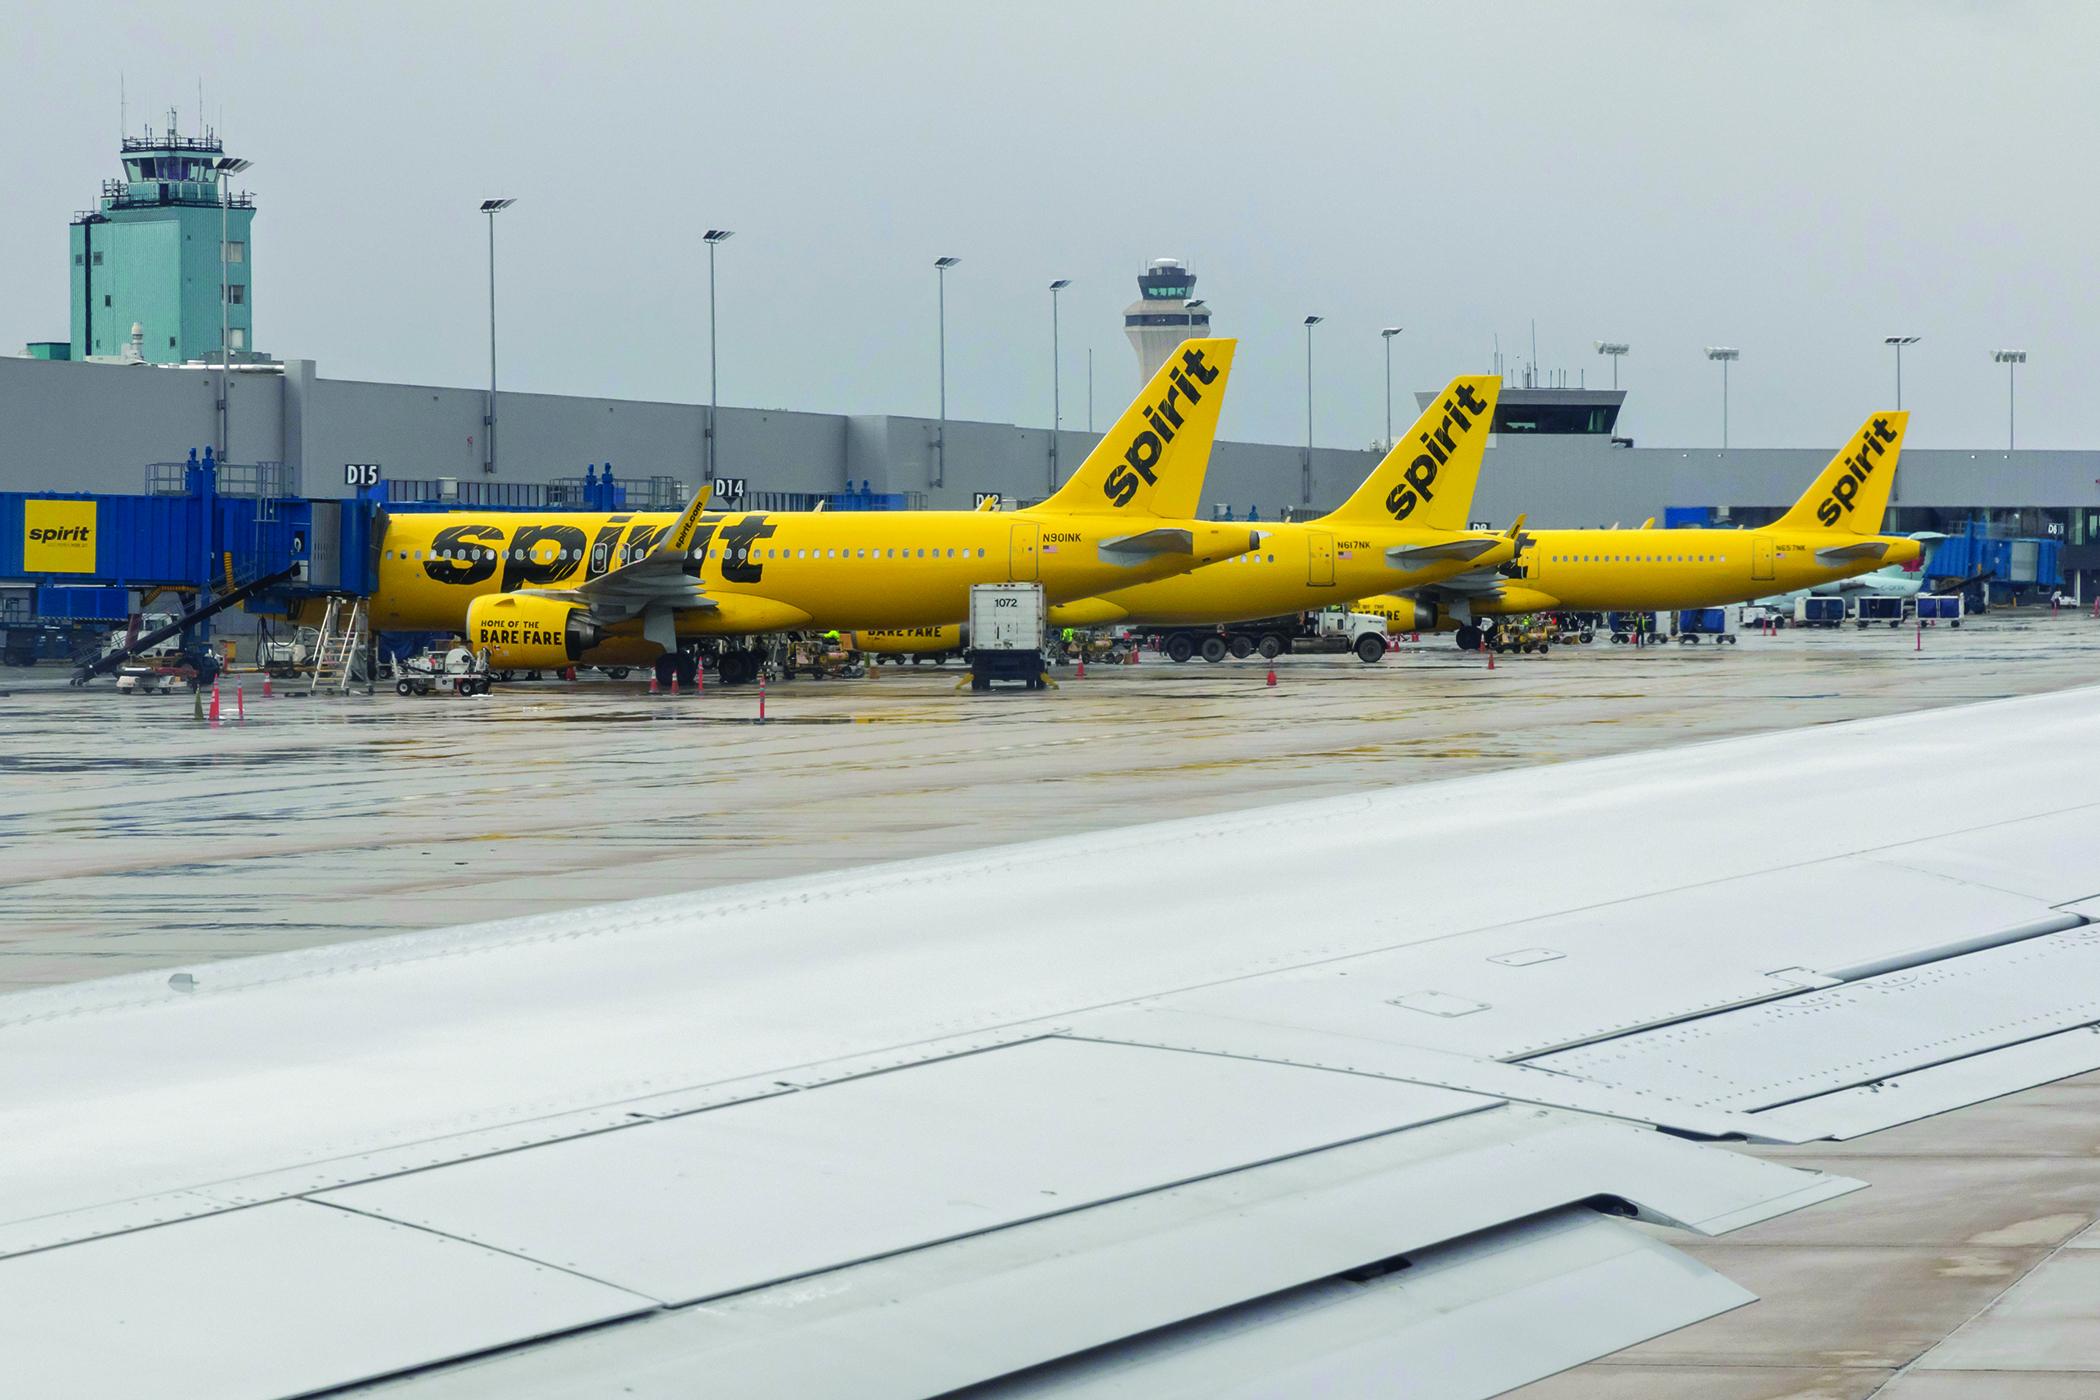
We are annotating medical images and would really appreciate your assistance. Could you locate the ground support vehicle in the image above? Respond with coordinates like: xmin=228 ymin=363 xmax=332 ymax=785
xmin=1856 ymin=596 xmax=1906 ymax=627
xmin=781 ymin=637 xmax=866 ymax=681
xmin=395 ymin=646 xmax=493 ymax=696
xmin=1 ymin=619 xmax=106 ymax=667
xmin=1487 ymin=616 xmax=1556 ymax=655
xmin=968 ymin=584 xmax=1048 ymax=691
xmin=1606 ymin=611 xmax=1669 ymax=644
xmin=1794 ymin=596 xmax=1847 ymax=628
xmin=113 ymin=650 xmax=220 ymax=694
xmin=1154 ymin=609 xmax=1388 ymax=665
xmin=1673 ymin=608 xmax=1738 ymax=644
xmin=257 ymin=626 xmax=323 ymax=679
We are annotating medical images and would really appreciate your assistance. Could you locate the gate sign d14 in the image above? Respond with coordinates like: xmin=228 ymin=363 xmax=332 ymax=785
xmin=344 ymin=464 xmax=383 ymax=488
xmin=712 ymin=477 xmax=747 ymax=502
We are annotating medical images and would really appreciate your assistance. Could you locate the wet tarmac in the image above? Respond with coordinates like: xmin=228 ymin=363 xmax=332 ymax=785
xmin=5 ymin=609 xmax=2100 ymax=1398
xmin=4 ymin=610 xmax=2097 ymax=992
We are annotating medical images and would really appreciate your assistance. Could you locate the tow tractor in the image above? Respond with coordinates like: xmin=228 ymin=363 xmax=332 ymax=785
xmin=1154 ymin=608 xmax=1389 ymax=664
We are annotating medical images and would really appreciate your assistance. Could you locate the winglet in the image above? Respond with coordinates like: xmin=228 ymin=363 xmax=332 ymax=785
xmin=1768 ymin=412 xmax=1909 ymax=535
xmin=1320 ymin=375 xmax=1500 ymax=529
xmin=664 ymin=484 xmax=715 ymax=555
xmin=1506 ymin=513 xmax=1527 ymax=538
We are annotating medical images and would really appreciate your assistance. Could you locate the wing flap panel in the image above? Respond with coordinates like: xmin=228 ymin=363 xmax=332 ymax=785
xmin=316 ymin=1037 xmax=1497 ymax=1306
xmin=325 ymin=1109 xmax=1805 ymax=1400
xmin=0 ymin=1200 xmax=651 ymax=1400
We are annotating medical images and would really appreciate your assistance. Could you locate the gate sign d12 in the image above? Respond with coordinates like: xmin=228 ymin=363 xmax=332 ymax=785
xmin=712 ymin=477 xmax=747 ymax=502
xmin=974 ymin=492 xmax=1002 ymax=509
xmin=344 ymin=463 xmax=383 ymax=488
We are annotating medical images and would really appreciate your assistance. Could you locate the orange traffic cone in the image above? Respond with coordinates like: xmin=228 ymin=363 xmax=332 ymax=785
xmin=1265 ymin=667 xmax=1277 ymax=687
xmin=208 ymin=683 xmax=221 ymax=722
xmin=236 ymin=684 xmax=245 ymax=721
xmin=758 ymin=675 xmax=767 ymax=723
xmin=650 ymin=673 xmax=660 ymax=695
xmin=1077 ymin=658 xmax=1086 ymax=678
xmin=262 ymin=674 xmax=272 ymax=697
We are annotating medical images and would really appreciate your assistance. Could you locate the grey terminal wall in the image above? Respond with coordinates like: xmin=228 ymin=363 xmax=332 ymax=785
xmin=2 ymin=354 xmax=2095 ymax=536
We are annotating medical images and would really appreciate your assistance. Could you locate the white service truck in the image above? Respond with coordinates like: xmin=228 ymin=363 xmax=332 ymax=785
xmin=967 ymin=583 xmax=1047 ymax=690
xmin=1151 ymin=608 xmax=1389 ymax=664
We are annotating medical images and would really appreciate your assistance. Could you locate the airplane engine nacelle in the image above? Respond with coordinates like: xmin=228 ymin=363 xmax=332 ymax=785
xmin=1359 ymin=596 xmax=1442 ymax=633
xmin=465 ymin=593 xmax=603 ymax=668
xmin=844 ymin=624 xmax=966 ymax=654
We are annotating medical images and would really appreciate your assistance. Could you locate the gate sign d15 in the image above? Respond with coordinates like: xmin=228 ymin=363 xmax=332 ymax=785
xmin=712 ymin=477 xmax=747 ymax=502
xmin=344 ymin=463 xmax=383 ymax=488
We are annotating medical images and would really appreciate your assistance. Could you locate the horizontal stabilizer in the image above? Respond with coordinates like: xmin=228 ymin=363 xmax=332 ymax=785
xmin=1815 ymin=542 xmax=1891 ymax=567
xmin=1097 ymin=527 xmax=1196 ymax=562
xmin=1387 ymin=538 xmax=1504 ymax=569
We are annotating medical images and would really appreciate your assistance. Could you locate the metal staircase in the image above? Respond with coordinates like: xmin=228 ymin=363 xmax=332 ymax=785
xmin=308 ymin=597 xmax=371 ymax=694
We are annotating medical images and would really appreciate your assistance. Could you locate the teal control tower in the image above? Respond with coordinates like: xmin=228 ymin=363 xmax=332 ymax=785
xmin=69 ymin=113 xmax=255 ymax=364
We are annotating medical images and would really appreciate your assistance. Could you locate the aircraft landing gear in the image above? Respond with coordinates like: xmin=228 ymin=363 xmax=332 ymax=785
xmin=1455 ymin=624 xmax=1482 ymax=652
xmin=674 ymin=652 xmax=700 ymax=689
xmin=653 ymin=654 xmax=679 ymax=689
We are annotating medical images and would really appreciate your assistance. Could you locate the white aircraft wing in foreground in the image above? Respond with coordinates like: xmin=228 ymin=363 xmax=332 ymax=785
xmin=7 ymin=689 xmax=2100 ymax=1399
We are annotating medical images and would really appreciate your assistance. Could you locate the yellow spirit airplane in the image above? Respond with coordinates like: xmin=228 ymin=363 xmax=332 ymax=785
xmin=366 ymin=340 xmax=1259 ymax=684
xmin=1366 ymin=411 xmax=1921 ymax=649
xmin=1045 ymin=376 xmax=1516 ymax=641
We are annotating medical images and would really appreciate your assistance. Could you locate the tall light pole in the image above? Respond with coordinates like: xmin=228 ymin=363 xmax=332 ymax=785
xmin=1705 ymin=346 xmax=1739 ymax=449
xmin=1381 ymin=327 xmax=1402 ymax=449
xmin=1594 ymin=340 xmax=1629 ymax=390
xmin=479 ymin=198 xmax=516 ymax=474
xmin=1303 ymin=316 xmax=1323 ymax=505
xmin=1048 ymin=278 xmax=1070 ymax=491
xmin=704 ymin=229 xmax=734 ymax=483
xmin=213 ymin=156 xmax=252 ymax=462
xmin=934 ymin=256 xmax=960 ymax=486
xmin=1993 ymin=349 xmax=2027 ymax=449
xmin=1885 ymin=335 xmax=1920 ymax=409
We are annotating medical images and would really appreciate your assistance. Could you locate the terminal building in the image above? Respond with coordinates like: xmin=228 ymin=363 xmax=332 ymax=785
xmin=4 ymin=130 xmax=2097 ymax=623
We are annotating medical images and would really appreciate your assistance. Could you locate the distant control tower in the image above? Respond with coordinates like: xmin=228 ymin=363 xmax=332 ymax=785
xmin=1123 ymin=258 xmax=1211 ymax=383
xmin=69 ymin=112 xmax=255 ymax=364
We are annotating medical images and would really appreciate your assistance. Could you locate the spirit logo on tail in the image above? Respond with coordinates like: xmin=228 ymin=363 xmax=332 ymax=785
xmin=1816 ymin=416 xmax=1901 ymax=526
xmin=1388 ymin=382 xmax=1491 ymax=522
xmin=1105 ymin=347 xmax=1222 ymax=507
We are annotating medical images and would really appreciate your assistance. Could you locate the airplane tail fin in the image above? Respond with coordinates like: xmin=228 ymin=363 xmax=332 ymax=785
xmin=1768 ymin=412 xmax=1909 ymax=535
xmin=1320 ymin=375 xmax=1500 ymax=530
xmin=1036 ymin=339 xmax=1234 ymax=518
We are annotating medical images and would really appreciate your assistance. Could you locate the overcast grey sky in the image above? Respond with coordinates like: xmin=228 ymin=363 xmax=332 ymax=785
xmin=6 ymin=1 xmax=2091 ymax=451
